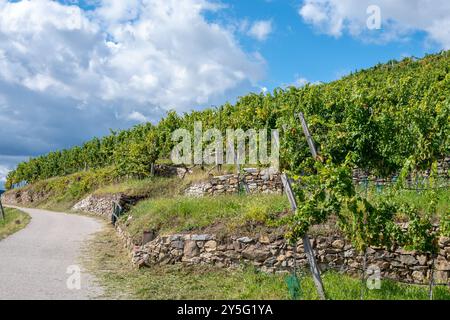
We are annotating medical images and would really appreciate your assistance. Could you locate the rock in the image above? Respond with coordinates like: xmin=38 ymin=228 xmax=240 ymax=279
xmin=259 ymin=235 xmax=270 ymax=244
xmin=438 ymin=237 xmax=450 ymax=247
xmin=217 ymin=245 xmax=227 ymax=251
xmin=377 ymin=261 xmax=391 ymax=270
xmin=171 ymin=240 xmax=184 ymax=249
xmin=434 ymin=271 xmax=449 ymax=284
xmin=344 ymin=249 xmax=355 ymax=258
xmin=242 ymin=246 xmax=271 ymax=262
xmin=201 ymin=252 xmax=213 ymax=259
xmin=331 ymin=240 xmax=345 ymax=249
xmin=170 ymin=234 xmax=183 ymax=241
xmin=183 ymin=240 xmax=199 ymax=258
xmin=412 ymin=271 xmax=425 ymax=282
xmin=435 ymin=258 xmax=450 ymax=271
xmin=396 ymin=248 xmax=417 ymax=255
xmin=417 ymin=255 xmax=428 ymax=266
xmin=237 ymin=237 xmax=253 ymax=244
xmin=399 ymin=255 xmax=418 ymax=266
xmin=264 ymin=257 xmax=277 ymax=267
xmin=204 ymin=240 xmax=217 ymax=252
xmin=191 ymin=234 xmax=212 ymax=241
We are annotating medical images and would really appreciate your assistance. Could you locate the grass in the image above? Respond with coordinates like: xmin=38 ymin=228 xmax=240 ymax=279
xmin=122 ymin=194 xmax=290 ymax=240
xmin=0 ymin=208 xmax=31 ymax=240
xmin=94 ymin=176 xmax=188 ymax=198
xmin=297 ymin=272 xmax=450 ymax=300
xmin=83 ymin=227 xmax=450 ymax=300
xmin=6 ymin=166 xmax=212 ymax=211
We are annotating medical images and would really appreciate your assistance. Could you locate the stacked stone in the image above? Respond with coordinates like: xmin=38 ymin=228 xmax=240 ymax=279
xmin=184 ymin=168 xmax=283 ymax=197
xmin=72 ymin=194 xmax=121 ymax=218
xmin=0 ymin=188 xmax=47 ymax=205
xmin=128 ymin=230 xmax=450 ymax=285
xmin=72 ymin=194 xmax=143 ymax=217
xmin=154 ymin=165 xmax=192 ymax=178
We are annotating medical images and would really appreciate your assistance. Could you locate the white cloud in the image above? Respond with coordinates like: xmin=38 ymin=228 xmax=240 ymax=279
xmin=247 ymin=20 xmax=273 ymax=41
xmin=299 ymin=0 xmax=450 ymax=48
xmin=0 ymin=165 xmax=8 ymax=184
xmin=294 ymin=77 xmax=310 ymax=87
xmin=127 ymin=111 xmax=148 ymax=123
xmin=0 ymin=0 xmax=266 ymax=178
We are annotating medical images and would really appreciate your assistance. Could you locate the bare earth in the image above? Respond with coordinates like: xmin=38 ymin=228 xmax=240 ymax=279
xmin=0 ymin=207 xmax=104 ymax=300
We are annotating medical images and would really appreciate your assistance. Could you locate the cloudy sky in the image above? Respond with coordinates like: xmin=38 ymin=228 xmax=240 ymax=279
xmin=0 ymin=0 xmax=449 ymax=188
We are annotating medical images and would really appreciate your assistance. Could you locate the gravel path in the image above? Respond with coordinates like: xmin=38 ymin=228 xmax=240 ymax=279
xmin=0 ymin=207 xmax=104 ymax=300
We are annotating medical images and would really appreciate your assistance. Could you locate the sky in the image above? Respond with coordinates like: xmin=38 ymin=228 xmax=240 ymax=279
xmin=0 ymin=0 xmax=449 ymax=188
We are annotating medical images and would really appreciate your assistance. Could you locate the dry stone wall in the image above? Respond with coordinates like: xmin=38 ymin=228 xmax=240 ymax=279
xmin=185 ymin=168 xmax=283 ymax=197
xmin=1 ymin=187 xmax=47 ymax=205
xmin=72 ymin=193 xmax=144 ymax=218
xmin=118 ymin=227 xmax=449 ymax=286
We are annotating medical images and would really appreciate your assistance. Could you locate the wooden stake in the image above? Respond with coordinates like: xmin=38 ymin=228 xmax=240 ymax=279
xmin=297 ymin=112 xmax=318 ymax=159
xmin=0 ymin=198 xmax=5 ymax=221
xmin=281 ymin=174 xmax=326 ymax=300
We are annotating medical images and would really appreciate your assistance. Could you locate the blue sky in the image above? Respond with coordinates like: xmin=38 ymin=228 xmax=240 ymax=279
xmin=0 ymin=0 xmax=449 ymax=188
xmin=210 ymin=0 xmax=442 ymax=87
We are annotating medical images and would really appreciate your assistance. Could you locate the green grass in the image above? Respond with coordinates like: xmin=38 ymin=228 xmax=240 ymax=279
xmin=5 ymin=166 xmax=211 ymax=211
xmin=122 ymin=194 xmax=290 ymax=240
xmin=0 ymin=208 xmax=31 ymax=240
xmin=297 ymin=272 xmax=450 ymax=300
xmin=94 ymin=176 xmax=188 ymax=198
xmin=83 ymin=227 xmax=450 ymax=300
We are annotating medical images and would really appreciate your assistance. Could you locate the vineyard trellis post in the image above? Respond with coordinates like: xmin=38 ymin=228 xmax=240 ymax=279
xmin=111 ymin=201 xmax=123 ymax=225
xmin=274 ymin=114 xmax=326 ymax=300
xmin=0 ymin=198 xmax=5 ymax=221
xmin=235 ymin=153 xmax=250 ymax=195
xmin=298 ymin=112 xmax=318 ymax=159
xmin=281 ymin=174 xmax=326 ymax=300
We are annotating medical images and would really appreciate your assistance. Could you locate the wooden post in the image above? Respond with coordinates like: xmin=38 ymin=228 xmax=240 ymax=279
xmin=0 ymin=198 xmax=5 ymax=221
xmin=273 ymin=112 xmax=326 ymax=299
xmin=150 ymin=163 xmax=155 ymax=176
xmin=281 ymin=174 xmax=326 ymax=300
xmin=297 ymin=112 xmax=318 ymax=159
xmin=235 ymin=153 xmax=250 ymax=194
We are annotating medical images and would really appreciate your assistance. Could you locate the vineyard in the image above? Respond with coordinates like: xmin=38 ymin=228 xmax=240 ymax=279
xmin=2 ymin=51 xmax=450 ymax=300
xmin=5 ymin=51 xmax=449 ymax=188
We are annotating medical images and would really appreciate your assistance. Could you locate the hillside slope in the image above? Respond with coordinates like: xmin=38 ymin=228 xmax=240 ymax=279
xmin=5 ymin=51 xmax=450 ymax=188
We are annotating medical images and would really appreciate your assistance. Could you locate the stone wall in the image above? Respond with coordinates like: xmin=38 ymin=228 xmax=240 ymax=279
xmin=118 ymin=227 xmax=449 ymax=286
xmin=185 ymin=168 xmax=283 ymax=197
xmin=72 ymin=193 xmax=144 ymax=218
xmin=1 ymin=187 xmax=47 ymax=206
xmin=154 ymin=164 xmax=192 ymax=178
